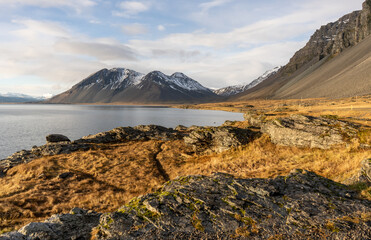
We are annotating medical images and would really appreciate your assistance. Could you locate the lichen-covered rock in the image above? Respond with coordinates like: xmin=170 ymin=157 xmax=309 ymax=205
xmin=0 ymin=208 xmax=101 ymax=240
xmin=46 ymin=134 xmax=71 ymax=143
xmin=93 ymin=170 xmax=371 ymax=239
xmin=261 ymin=114 xmax=359 ymax=149
xmin=184 ymin=126 xmax=254 ymax=153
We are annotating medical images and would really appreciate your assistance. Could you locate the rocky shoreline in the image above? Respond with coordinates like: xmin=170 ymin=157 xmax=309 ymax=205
xmin=0 ymin=113 xmax=370 ymax=239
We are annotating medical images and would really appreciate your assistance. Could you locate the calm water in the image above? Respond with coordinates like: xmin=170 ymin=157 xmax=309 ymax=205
xmin=0 ymin=104 xmax=243 ymax=159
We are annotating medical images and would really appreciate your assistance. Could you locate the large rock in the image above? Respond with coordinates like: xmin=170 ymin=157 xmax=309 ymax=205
xmin=184 ymin=126 xmax=254 ymax=153
xmin=261 ymin=114 xmax=359 ymax=149
xmin=0 ymin=208 xmax=101 ymax=240
xmin=46 ymin=134 xmax=70 ymax=143
xmin=93 ymin=170 xmax=370 ymax=239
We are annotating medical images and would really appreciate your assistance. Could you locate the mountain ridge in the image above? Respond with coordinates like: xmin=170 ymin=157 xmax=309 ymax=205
xmin=213 ymin=67 xmax=280 ymax=97
xmin=46 ymin=68 xmax=220 ymax=104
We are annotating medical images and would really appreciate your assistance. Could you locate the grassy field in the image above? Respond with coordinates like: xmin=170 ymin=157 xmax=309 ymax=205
xmin=0 ymin=96 xmax=370 ymax=232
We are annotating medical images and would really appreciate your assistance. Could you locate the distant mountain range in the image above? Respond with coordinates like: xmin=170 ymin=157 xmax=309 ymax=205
xmin=232 ymin=0 xmax=371 ymax=100
xmin=213 ymin=67 xmax=280 ymax=97
xmin=0 ymin=93 xmax=45 ymax=103
xmin=37 ymin=1 xmax=371 ymax=104
xmin=46 ymin=69 xmax=221 ymax=104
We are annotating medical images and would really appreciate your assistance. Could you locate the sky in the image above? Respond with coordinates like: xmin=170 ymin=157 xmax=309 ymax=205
xmin=0 ymin=0 xmax=365 ymax=97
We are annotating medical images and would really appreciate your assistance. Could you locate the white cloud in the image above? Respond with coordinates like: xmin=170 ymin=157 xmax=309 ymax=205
xmin=121 ymin=23 xmax=148 ymax=35
xmin=200 ymin=0 xmax=233 ymax=12
xmin=0 ymin=0 xmax=96 ymax=12
xmin=157 ymin=25 xmax=165 ymax=31
xmin=113 ymin=1 xmax=150 ymax=17
xmin=0 ymin=19 xmax=139 ymax=96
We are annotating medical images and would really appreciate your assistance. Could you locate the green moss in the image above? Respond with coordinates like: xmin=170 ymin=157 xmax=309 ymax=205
xmin=101 ymin=217 xmax=114 ymax=229
xmin=118 ymin=197 xmax=160 ymax=222
xmin=325 ymin=221 xmax=340 ymax=233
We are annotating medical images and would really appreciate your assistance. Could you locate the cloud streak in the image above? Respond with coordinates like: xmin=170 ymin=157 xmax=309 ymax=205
xmin=113 ymin=1 xmax=151 ymax=17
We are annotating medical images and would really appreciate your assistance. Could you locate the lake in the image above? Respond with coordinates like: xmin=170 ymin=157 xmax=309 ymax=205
xmin=0 ymin=104 xmax=243 ymax=159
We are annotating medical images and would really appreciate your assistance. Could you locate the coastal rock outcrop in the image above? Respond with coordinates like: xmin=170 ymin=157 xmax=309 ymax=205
xmin=76 ymin=125 xmax=182 ymax=144
xmin=5 ymin=170 xmax=370 ymax=239
xmin=184 ymin=126 xmax=255 ymax=153
xmin=0 ymin=125 xmax=183 ymax=177
xmin=0 ymin=143 xmax=92 ymax=176
xmin=261 ymin=114 xmax=359 ymax=149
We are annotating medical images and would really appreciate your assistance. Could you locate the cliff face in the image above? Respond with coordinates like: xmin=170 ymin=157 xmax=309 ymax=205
xmin=284 ymin=1 xmax=371 ymax=74
xmin=233 ymin=0 xmax=371 ymax=100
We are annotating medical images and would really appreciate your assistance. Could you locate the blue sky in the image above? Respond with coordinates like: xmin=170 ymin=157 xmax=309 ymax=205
xmin=0 ymin=0 xmax=365 ymax=97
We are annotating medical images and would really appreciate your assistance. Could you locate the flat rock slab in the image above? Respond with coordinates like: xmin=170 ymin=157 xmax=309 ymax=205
xmin=184 ymin=126 xmax=255 ymax=153
xmin=261 ymin=114 xmax=359 ymax=149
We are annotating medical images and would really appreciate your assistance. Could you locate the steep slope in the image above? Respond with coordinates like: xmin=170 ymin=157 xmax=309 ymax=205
xmin=213 ymin=67 xmax=280 ymax=96
xmin=234 ymin=0 xmax=371 ymax=100
xmin=47 ymin=69 xmax=218 ymax=104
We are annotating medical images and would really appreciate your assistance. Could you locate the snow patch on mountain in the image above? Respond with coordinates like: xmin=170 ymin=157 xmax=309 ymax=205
xmin=214 ymin=67 xmax=281 ymax=96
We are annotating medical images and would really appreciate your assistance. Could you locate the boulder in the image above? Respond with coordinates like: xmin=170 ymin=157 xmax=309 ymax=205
xmin=261 ymin=114 xmax=359 ymax=149
xmin=46 ymin=134 xmax=70 ymax=143
xmin=184 ymin=126 xmax=255 ymax=153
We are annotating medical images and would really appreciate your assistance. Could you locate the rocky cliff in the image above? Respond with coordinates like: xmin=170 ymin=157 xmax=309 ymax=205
xmin=233 ymin=0 xmax=371 ymax=100
xmin=284 ymin=0 xmax=371 ymax=75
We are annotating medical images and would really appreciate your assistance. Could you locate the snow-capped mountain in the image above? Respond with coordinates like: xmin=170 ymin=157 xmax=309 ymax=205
xmin=47 ymin=68 xmax=219 ymax=104
xmin=213 ymin=67 xmax=281 ymax=97
xmin=0 ymin=93 xmax=45 ymax=103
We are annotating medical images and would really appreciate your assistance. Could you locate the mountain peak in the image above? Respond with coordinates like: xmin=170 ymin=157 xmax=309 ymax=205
xmin=213 ymin=67 xmax=280 ymax=97
xmin=47 ymin=68 xmax=217 ymax=104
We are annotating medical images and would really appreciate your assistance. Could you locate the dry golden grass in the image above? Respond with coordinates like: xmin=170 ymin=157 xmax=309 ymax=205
xmin=0 ymin=97 xmax=370 ymax=232
xmin=172 ymin=134 xmax=369 ymax=183
xmin=0 ymin=140 xmax=193 ymax=231
xmin=175 ymin=95 xmax=371 ymax=126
